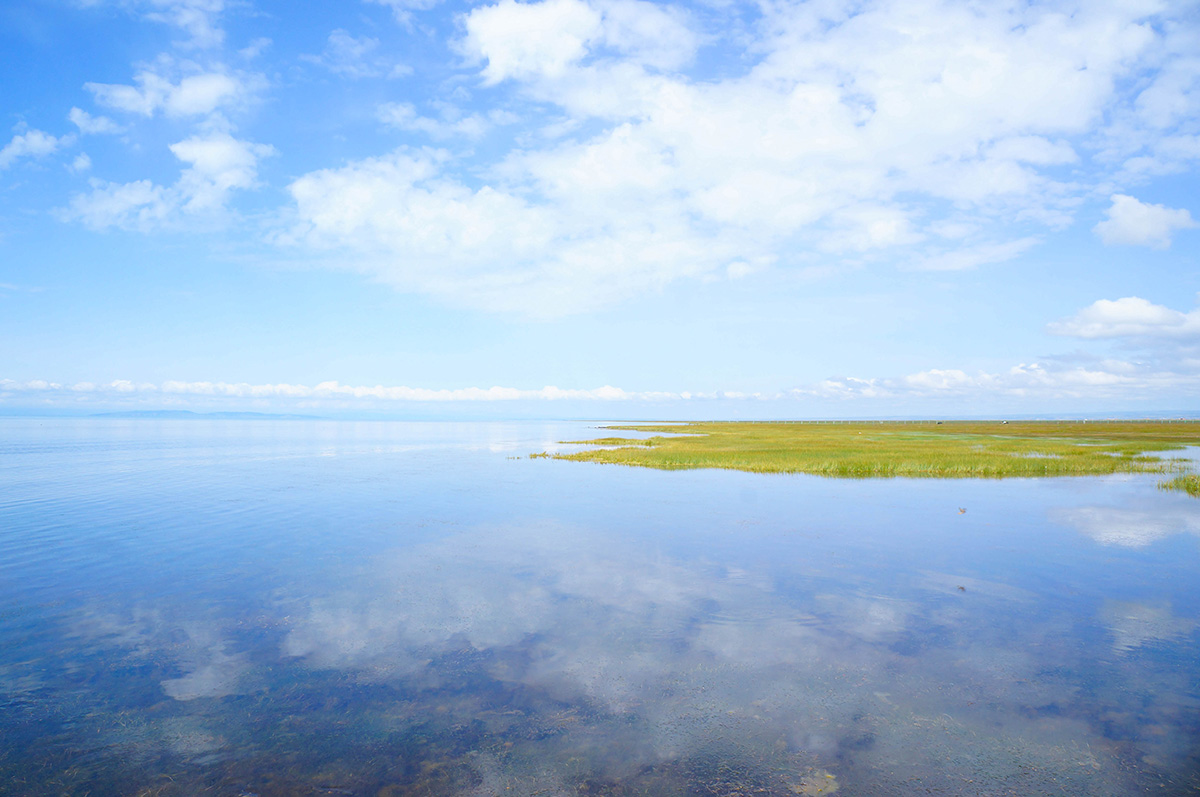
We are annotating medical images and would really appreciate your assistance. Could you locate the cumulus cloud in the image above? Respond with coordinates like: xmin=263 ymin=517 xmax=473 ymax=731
xmin=0 ymin=129 xmax=72 ymax=170
xmin=63 ymin=131 xmax=275 ymax=230
xmin=275 ymin=0 xmax=1191 ymax=314
xmin=462 ymin=0 xmax=699 ymax=83
xmin=1093 ymin=194 xmax=1197 ymax=248
xmin=63 ymin=179 xmax=172 ymax=230
xmin=143 ymin=0 xmax=227 ymax=48
xmin=281 ymin=147 xmax=735 ymax=314
xmin=377 ymin=103 xmax=509 ymax=139
xmin=68 ymin=107 xmax=122 ymax=135
xmin=1048 ymin=296 xmax=1200 ymax=339
xmin=464 ymin=0 xmax=600 ymax=84
xmin=169 ymin=131 xmax=275 ymax=211
xmin=85 ymin=69 xmax=249 ymax=118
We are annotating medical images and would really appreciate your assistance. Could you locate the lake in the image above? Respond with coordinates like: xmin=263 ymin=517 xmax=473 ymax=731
xmin=1 ymin=418 xmax=1198 ymax=795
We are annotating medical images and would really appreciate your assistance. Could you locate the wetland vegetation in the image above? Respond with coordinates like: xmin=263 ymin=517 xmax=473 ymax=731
xmin=553 ymin=420 xmax=1200 ymax=485
xmin=1160 ymin=473 xmax=1200 ymax=496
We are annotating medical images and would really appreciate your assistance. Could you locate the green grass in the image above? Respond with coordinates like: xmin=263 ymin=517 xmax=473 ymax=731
xmin=546 ymin=421 xmax=1200 ymax=486
xmin=1159 ymin=474 xmax=1200 ymax=497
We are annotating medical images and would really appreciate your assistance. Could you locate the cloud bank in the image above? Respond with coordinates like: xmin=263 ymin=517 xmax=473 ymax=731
xmin=271 ymin=0 xmax=1199 ymax=314
xmin=26 ymin=0 xmax=1199 ymax=321
xmin=0 ymin=378 xmax=681 ymax=403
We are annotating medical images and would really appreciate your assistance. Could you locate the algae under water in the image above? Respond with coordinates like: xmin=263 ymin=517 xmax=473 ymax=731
xmin=1 ymin=418 xmax=1199 ymax=795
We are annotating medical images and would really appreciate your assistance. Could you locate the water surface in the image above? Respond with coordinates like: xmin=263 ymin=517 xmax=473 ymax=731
xmin=1 ymin=419 xmax=1198 ymax=795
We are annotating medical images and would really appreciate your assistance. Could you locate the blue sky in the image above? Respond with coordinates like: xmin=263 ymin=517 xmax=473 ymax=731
xmin=1 ymin=0 xmax=1198 ymax=418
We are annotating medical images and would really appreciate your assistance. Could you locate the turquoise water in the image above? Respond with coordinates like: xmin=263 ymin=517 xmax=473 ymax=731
xmin=1 ymin=418 xmax=1198 ymax=795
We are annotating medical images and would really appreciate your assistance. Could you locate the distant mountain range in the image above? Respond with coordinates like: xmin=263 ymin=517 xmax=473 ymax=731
xmin=91 ymin=410 xmax=323 ymax=420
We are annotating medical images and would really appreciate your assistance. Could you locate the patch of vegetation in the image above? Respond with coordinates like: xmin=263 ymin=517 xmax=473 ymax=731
xmin=547 ymin=421 xmax=1200 ymax=483
xmin=1159 ymin=474 xmax=1200 ymax=497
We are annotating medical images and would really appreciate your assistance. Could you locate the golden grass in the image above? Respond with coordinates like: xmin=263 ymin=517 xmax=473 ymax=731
xmin=549 ymin=420 xmax=1200 ymax=482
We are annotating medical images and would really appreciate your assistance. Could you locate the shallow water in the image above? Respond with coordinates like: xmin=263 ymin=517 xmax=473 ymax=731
xmin=1 ymin=418 xmax=1198 ymax=796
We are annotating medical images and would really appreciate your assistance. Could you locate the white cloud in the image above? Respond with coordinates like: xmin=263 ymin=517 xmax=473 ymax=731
xmin=301 ymin=29 xmax=408 ymax=79
xmin=74 ymin=0 xmax=226 ymax=47
xmin=143 ymin=0 xmax=226 ymax=48
xmin=1099 ymin=21 xmax=1200 ymax=176
xmin=463 ymin=0 xmax=605 ymax=84
xmin=798 ymin=359 xmax=1199 ymax=402
xmin=85 ymin=70 xmax=248 ymax=118
xmin=1048 ymin=296 xmax=1200 ymax=339
xmin=168 ymin=73 xmax=244 ymax=115
xmin=0 ymin=377 xmax=680 ymax=402
xmin=910 ymin=237 xmax=1040 ymax=271
xmin=1093 ymin=194 xmax=1197 ymax=248
xmin=54 ymin=2 xmax=1200 ymax=318
xmin=68 ymin=107 xmax=122 ymax=135
xmin=70 ymin=153 xmax=93 ymax=173
xmin=987 ymin=136 xmax=1078 ymax=166
xmin=0 ymin=129 xmax=71 ymax=170
xmin=169 ymin=131 xmax=275 ymax=211
xmin=63 ymin=131 xmax=274 ymax=230
xmin=0 ymin=379 xmax=63 ymax=391
xmin=5 ymin=360 xmax=1197 ymax=409
xmin=62 ymin=179 xmax=172 ymax=230
xmin=377 ymin=103 xmax=502 ymax=139
xmin=462 ymin=0 xmax=698 ymax=83
xmin=594 ymin=0 xmax=698 ymax=70
xmin=902 ymin=369 xmax=978 ymax=391
xmin=273 ymin=0 xmax=1194 ymax=314
xmin=238 ymin=37 xmax=272 ymax=60
xmin=366 ymin=0 xmax=444 ymax=24
xmin=161 ymin=380 xmax=656 ymax=401
xmin=281 ymin=147 xmax=736 ymax=314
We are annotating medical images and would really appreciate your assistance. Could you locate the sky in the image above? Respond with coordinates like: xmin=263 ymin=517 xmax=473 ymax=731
xmin=1 ymin=0 xmax=1198 ymax=419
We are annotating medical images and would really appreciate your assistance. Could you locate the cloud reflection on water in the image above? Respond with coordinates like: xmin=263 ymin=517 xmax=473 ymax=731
xmin=1053 ymin=502 xmax=1200 ymax=547
xmin=71 ymin=607 xmax=251 ymax=702
xmin=1101 ymin=600 xmax=1197 ymax=654
xmin=276 ymin=520 xmax=1157 ymax=794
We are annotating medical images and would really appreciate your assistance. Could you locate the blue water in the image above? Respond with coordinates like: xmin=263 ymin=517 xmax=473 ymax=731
xmin=1 ymin=419 xmax=1198 ymax=795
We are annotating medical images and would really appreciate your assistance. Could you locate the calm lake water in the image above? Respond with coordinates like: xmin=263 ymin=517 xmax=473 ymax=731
xmin=1 ymin=418 xmax=1198 ymax=796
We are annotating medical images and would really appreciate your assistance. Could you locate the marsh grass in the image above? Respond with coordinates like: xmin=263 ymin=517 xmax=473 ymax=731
xmin=551 ymin=421 xmax=1200 ymax=483
xmin=1159 ymin=474 xmax=1200 ymax=497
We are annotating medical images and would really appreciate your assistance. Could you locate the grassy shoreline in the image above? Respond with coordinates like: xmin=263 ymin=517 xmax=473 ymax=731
xmin=546 ymin=421 xmax=1200 ymax=491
